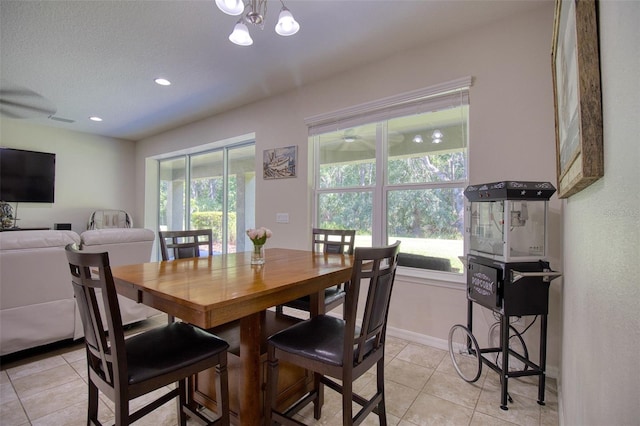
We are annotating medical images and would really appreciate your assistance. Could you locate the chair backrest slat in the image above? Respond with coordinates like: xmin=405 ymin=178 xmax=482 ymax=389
xmin=311 ymin=228 xmax=356 ymax=255
xmin=159 ymin=229 xmax=214 ymax=261
xmin=344 ymin=241 xmax=400 ymax=364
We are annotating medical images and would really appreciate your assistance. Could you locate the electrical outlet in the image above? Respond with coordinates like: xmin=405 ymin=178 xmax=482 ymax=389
xmin=276 ymin=213 xmax=289 ymax=223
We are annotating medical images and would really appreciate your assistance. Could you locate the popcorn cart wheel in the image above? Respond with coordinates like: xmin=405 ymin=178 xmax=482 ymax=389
xmin=448 ymin=324 xmax=482 ymax=383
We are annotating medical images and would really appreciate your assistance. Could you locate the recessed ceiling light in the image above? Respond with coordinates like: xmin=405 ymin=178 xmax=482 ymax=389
xmin=154 ymin=78 xmax=171 ymax=86
xmin=89 ymin=116 xmax=103 ymax=122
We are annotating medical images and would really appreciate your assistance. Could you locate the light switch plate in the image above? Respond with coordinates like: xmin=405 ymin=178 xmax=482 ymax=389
xmin=276 ymin=213 xmax=289 ymax=223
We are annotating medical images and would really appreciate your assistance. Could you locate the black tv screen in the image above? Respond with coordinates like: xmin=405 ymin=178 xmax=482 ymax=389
xmin=0 ymin=148 xmax=56 ymax=203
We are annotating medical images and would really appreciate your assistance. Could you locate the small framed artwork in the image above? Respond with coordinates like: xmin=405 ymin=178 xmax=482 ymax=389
xmin=551 ymin=0 xmax=603 ymax=198
xmin=263 ymin=145 xmax=297 ymax=179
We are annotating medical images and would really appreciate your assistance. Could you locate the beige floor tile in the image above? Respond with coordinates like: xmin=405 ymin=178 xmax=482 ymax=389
xmin=12 ymin=363 xmax=80 ymax=399
xmin=386 ymin=357 xmax=434 ymax=391
xmin=403 ymin=392 xmax=474 ymax=426
xmin=372 ymin=379 xmax=420 ymax=419
xmin=61 ymin=347 xmax=86 ymax=364
xmin=422 ymin=370 xmax=482 ymax=409
xmin=470 ymin=411 xmax=519 ymax=425
xmin=385 ymin=336 xmax=409 ymax=359
xmin=395 ymin=343 xmax=447 ymax=370
xmin=0 ymin=378 xmax=19 ymax=403
xmin=30 ymin=400 xmax=113 ymax=426
xmin=6 ymin=355 xmax=67 ymax=381
xmin=539 ymin=400 xmax=559 ymax=426
xmin=475 ymin=386 xmax=541 ymax=426
xmin=483 ymin=373 xmax=554 ymax=406
xmin=0 ymin=398 xmax=30 ymax=426
xmin=69 ymin=358 xmax=88 ymax=380
xmin=1 ymin=329 xmax=558 ymax=426
xmin=21 ymin=377 xmax=87 ymax=421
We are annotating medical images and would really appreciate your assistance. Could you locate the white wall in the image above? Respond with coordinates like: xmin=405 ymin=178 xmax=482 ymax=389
xmin=559 ymin=2 xmax=640 ymax=425
xmin=137 ymin=4 xmax=563 ymax=370
xmin=0 ymin=119 xmax=136 ymax=234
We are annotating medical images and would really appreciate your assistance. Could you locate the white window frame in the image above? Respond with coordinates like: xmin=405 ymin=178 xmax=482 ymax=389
xmin=306 ymin=77 xmax=472 ymax=285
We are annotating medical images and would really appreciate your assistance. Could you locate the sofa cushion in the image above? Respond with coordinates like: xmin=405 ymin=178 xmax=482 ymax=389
xmin=80 ymin=228 xmax=155 ymax=246
xmin=0 ymin=230 xmax=80 ymax=250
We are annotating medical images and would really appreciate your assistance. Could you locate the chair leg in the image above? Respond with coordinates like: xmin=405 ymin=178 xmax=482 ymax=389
xmin=266 ymin=345 xmax=279 ymax=424
xmin=376 ymin=359 xmax=387 ymax=426
xmin=87 ymin=379 xmax=99 ymax=424
xmin=313 ymin=372 xmax=323 ymax=420
xmin=342 ymin=378 xmax=353 ymax=426
xmin=114 ymin=392 xmax=129 ymax=426
xmin=177 ymin=379 xmax=188 ymax=426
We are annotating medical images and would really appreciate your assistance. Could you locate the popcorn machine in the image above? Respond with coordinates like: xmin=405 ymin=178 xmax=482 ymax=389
xmin=448 ymin=181 xmax=561 ymax=410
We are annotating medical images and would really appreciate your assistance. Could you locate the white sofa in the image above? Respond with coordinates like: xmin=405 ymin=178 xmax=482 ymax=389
xmin=0 ymin=229 xmax=160 ymax=356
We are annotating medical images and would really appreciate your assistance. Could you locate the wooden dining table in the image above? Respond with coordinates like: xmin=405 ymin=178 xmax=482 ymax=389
xmin=111 ymin=248 xmax=354 ymax=425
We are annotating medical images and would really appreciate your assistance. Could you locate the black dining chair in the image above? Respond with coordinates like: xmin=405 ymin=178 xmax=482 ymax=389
xmin=276 ymin=228 xmax=356 ymax=317
xmin=159 ymin=229 xmax=214 ymax=261
xmin=266 ymin=241 xmax=401 ymax=426
xmin=65 ymin=243 xmax=230 ymax=426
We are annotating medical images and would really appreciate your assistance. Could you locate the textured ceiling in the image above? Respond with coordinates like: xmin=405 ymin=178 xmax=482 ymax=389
xmin=0 ymin=0 xmax=549 ymax=141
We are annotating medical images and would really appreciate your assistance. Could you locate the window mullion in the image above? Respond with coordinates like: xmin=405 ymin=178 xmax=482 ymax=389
xmin=375 ymin=122 xmax=386 ymax=246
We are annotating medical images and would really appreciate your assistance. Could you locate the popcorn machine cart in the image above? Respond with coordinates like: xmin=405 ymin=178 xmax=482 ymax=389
xmin=448 ymin=181 xmax=561 ymax=410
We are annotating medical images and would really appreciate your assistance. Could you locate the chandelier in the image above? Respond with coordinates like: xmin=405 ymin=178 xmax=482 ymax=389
xmin=215 ymin=0 xmax=300 ymax=46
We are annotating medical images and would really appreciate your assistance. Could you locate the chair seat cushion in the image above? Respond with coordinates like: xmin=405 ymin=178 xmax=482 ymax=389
xmin=269 ymin=315 xmax=346 ymax=366
xmin=125 ymin=322 xmax=228 ymax=384
xmin=285 ymin=286 xmax=345 ymax=311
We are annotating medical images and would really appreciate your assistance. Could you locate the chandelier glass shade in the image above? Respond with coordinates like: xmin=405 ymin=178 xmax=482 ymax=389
xmin=229 ymin=21 xmax=253 ymax=46
xmin=216 ymin=0 xmax=300 ymax=46
xmin=215 ymin=0 xmax=244 ymax=16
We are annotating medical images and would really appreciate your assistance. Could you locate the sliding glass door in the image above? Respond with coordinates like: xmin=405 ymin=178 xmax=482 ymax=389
xmin=159 ymin=142 xmax=255 ymax=254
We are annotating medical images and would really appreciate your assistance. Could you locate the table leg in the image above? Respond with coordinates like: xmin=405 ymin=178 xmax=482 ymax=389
xmin=239 ymin=312 xmax=263 ymax=425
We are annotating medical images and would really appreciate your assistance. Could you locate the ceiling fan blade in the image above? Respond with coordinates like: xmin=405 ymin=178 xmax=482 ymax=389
xmin=0 ymin=80 xmax=57 ymax=119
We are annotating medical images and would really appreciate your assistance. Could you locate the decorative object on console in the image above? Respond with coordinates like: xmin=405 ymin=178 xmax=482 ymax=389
xmin=0 ymin=201 xmax=15 ymax=229
xmin=246 ymin=226 xmax=272 ymax=264
xmin=216 ymin=0 xmax=300 ymax=46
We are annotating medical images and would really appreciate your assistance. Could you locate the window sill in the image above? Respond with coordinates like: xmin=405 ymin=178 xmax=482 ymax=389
xmin=396 ymin=266 xmax=466 ymax=290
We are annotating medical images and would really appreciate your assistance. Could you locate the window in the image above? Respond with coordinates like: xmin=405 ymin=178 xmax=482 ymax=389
xmin=159 ymin=142 xmax=256 ymax=254
xmin=309 ymin=78 xmax=470 ymax=275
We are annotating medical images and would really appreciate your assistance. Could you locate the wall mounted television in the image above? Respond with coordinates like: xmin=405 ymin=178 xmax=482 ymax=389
xmin=0 ymin=148 xmax=56 ymax=203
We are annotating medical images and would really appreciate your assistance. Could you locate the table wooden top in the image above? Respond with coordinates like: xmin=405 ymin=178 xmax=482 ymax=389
xmin=111 ymin=248 xmax=353 ymax=329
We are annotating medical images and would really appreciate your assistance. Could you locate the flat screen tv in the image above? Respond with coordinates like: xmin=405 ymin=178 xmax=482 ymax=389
xmin=0 ymin=148 xmax=56 ymax=203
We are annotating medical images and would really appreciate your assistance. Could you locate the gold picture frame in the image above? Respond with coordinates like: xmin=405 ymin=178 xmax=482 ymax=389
xmin=551 ymin=0 xmax=603 ymax=198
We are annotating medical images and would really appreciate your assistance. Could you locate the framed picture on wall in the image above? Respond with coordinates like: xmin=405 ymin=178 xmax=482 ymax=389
xmin=551 ymin=0 xmax=603 ymax=198
xmin=263 ymin=145 xmax=297 ymax=179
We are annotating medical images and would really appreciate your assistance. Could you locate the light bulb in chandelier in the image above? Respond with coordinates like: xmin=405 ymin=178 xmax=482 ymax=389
xmin=431 ymin=129 xmax=443 ymax=144
xmin=275 ymin=7 xmax=300 ymax=36
xmin=229 ymin=21 xmax=253 ymax=46
xmin=215 ymin=0 xmax=244 ymax=15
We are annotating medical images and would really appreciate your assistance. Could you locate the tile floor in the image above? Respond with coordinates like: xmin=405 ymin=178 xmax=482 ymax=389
xmin=0 ymin=314 xmax=559 ymax=426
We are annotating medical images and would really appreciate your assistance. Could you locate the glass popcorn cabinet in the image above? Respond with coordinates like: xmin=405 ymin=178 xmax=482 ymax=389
xmin=448 ymin=181 xmax=561 ymax=412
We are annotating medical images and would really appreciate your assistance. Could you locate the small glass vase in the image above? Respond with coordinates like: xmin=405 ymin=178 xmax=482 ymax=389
xmin=251 ymin=243 xmax=265 ymax=265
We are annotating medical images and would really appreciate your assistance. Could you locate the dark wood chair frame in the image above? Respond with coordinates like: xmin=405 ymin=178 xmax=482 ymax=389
xmin=266 ymin=241 xmax=401 ymax=426
xmin=275 ymin=228 xmax=356 ymax=316
xmin=159 ymin=229 xmax=214 ymax=261
xmin=65 ymin=243 xmax=230 ymax=426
